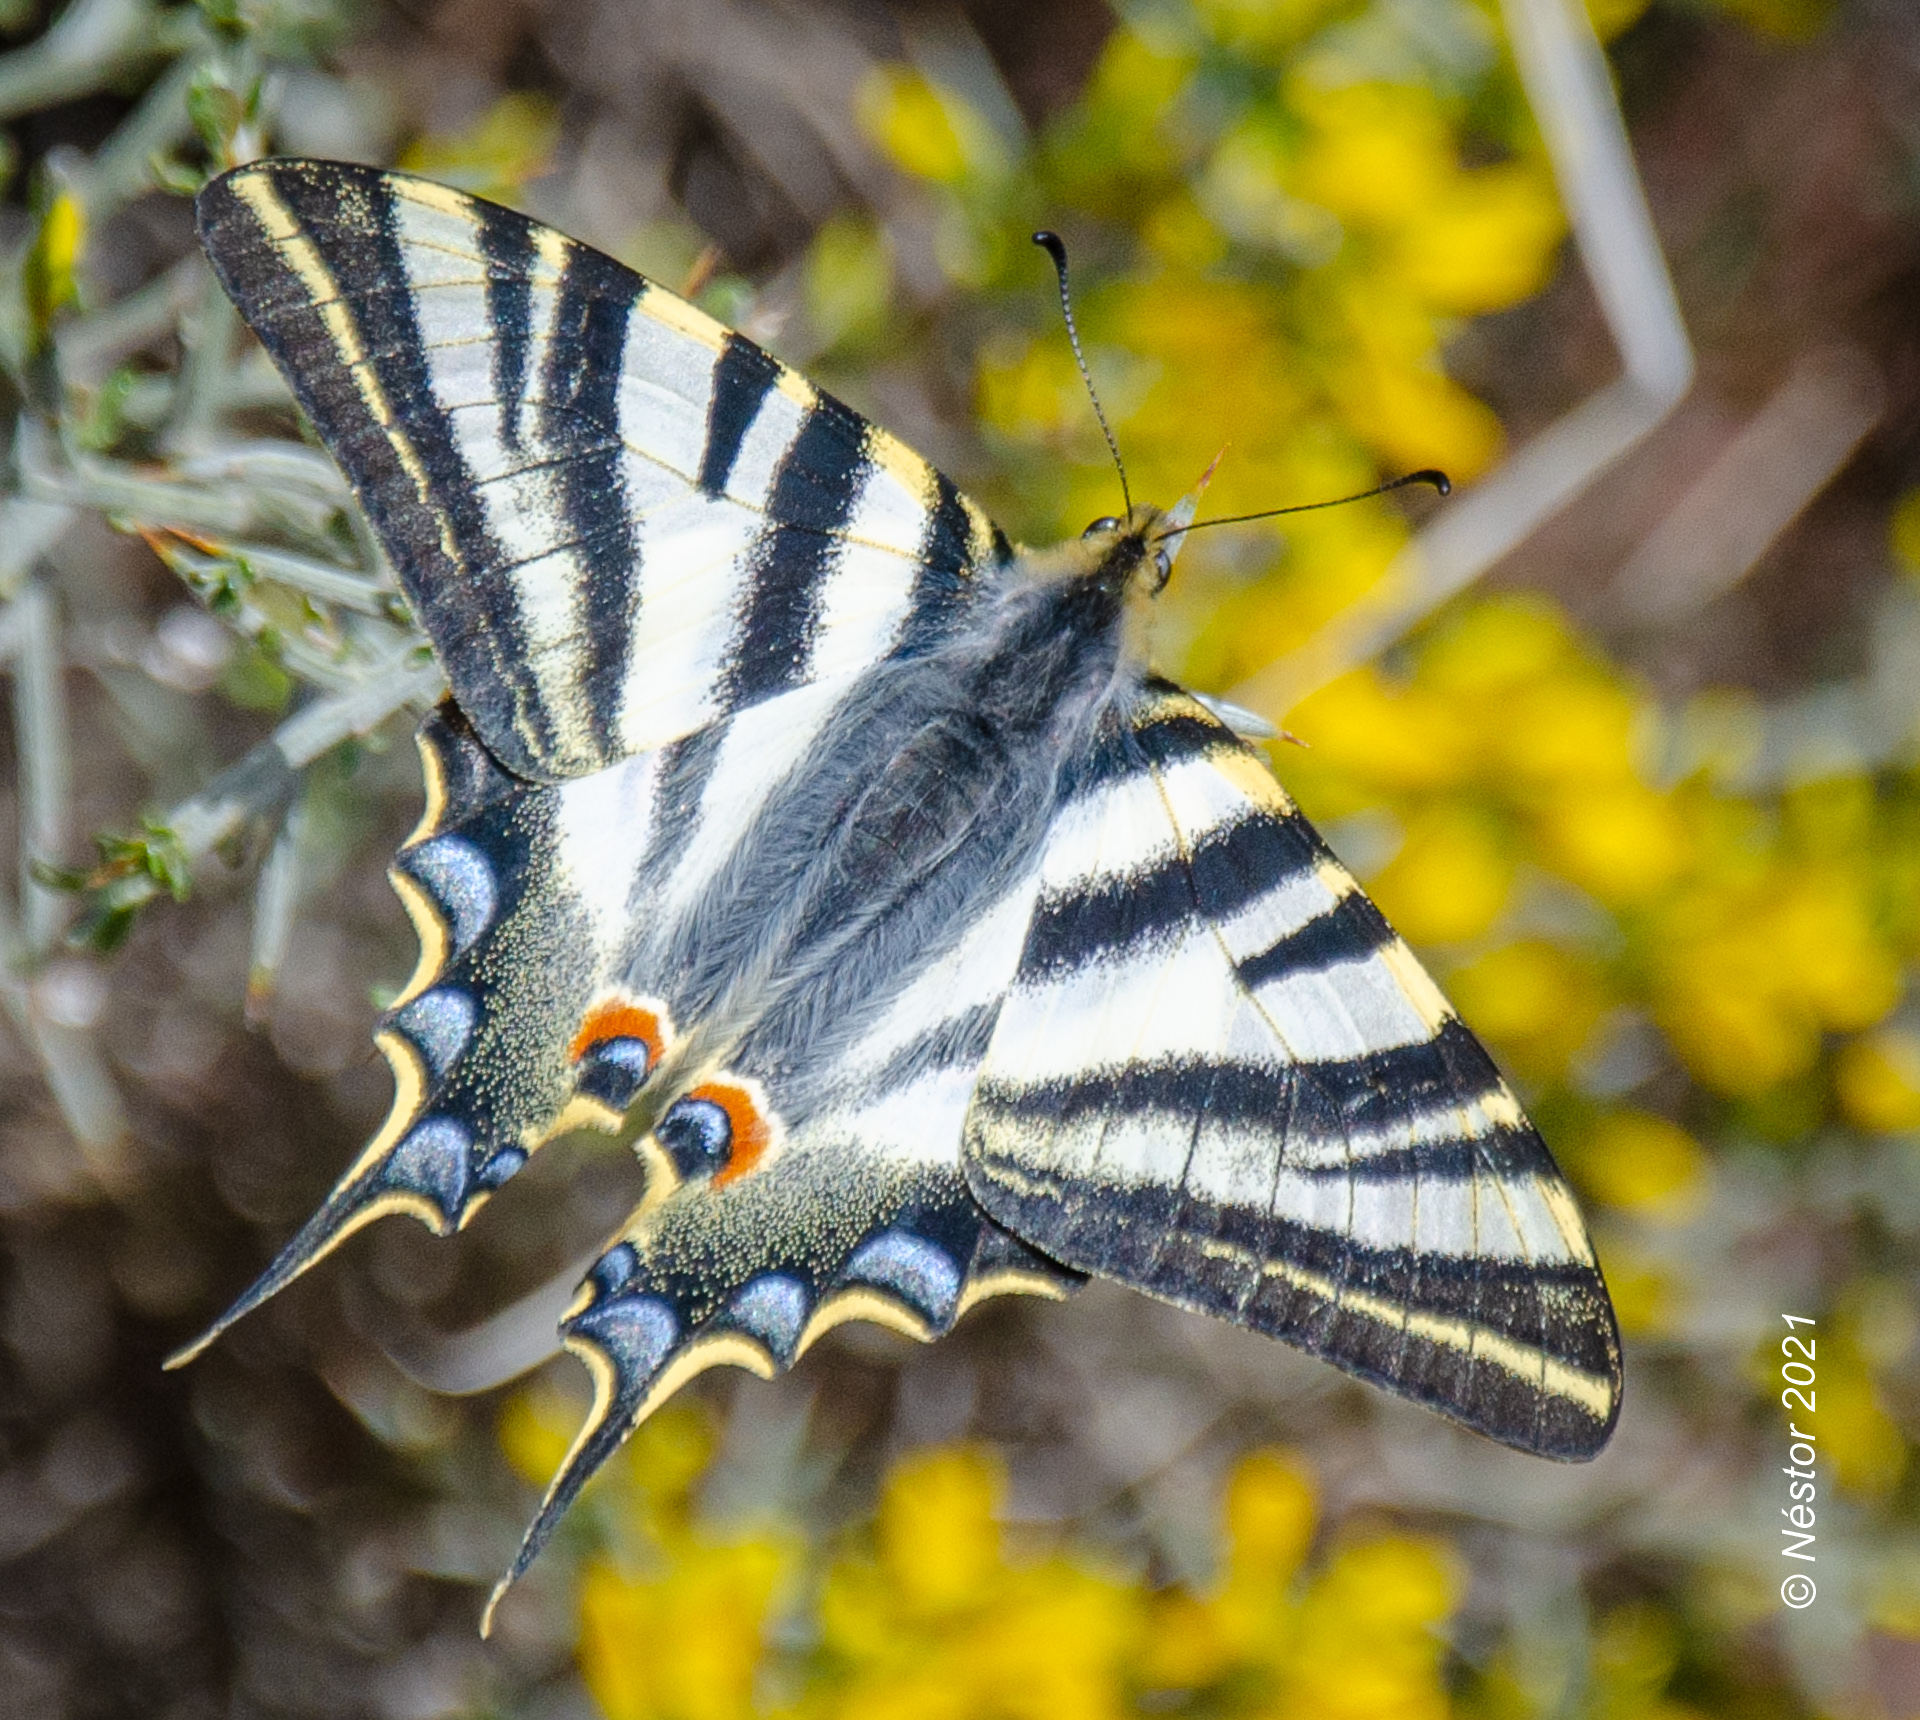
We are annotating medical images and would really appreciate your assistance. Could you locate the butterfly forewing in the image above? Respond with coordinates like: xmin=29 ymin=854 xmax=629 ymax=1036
xmin=964 ymin=684 xmax=1622 ymax=1460
xmin=195 ymin=159 xmax=1006 ymax=782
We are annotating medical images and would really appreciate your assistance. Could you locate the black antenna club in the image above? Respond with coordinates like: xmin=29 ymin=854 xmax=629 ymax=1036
xmin=1155 ymin=469 xmax=1451 ymax=542
xmin=1033 ymin=230 xmax=1131 ymax=516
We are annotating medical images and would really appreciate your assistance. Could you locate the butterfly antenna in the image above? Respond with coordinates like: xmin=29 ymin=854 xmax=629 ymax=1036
xmin=1153 ymin=469 xmax=1450 ymax=541
xmin=1033 ymin=230 xmax=1131 ymax=516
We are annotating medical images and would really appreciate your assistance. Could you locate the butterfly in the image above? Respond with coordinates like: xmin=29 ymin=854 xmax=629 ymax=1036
xmin=174 ymin=159 xmax=1621 ymax=1623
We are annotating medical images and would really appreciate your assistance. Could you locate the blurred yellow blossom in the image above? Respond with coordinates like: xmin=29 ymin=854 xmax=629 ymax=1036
xmin=24 ymin=186 xmax=84 ymax=343
xmin=1892 ymin=486 xmax=1920 ymax=578
xmin=499 ymin=1384 xmax=583 ymax=1487
xmin=1277 ymin=1535 xmax=1459 ymax=1720
xmin=1368 ymin=806 xmax=1515 ymax=946
xmin=1835 ymin=1027 xmax=1920 ymax=1133
xmin=1447 ymin=940 xmax=1608 ymax=1081
xmin=1815 ymin=1355 xmax=1907 ymax=1499
xmin=1564 ymin=1111 xmax=1709 ymax=1223
xmin=1289 ymin=671 xmax=1477 ymax=800
xmin=1396 ymin=167 xmax=1566 ymax=315
xmin=1596 ymin=1247 xmax=1682 ymax=1340
xmin=1288 ymin=82 xmax=1456 ymax=227
xmin=875 ymin=1446 xmax=1004 ymax=1619
xmin=1533 ymin=786 xmax=1690 ymax=906
xmin=581 ymin=1537 xmax=791 ymax=1720
xmin=1651 ymin=863 xmax=1901 ymax=1094
xmin=1193 ymin=0 xmax=1353 ymax=58
xmin=858 ymin=68 xmax=981 ymax=184
xmin=398 ymin=90 xmax=558 ymax=202
xmin=805 ymin=215 xmax=893 ymax=354
xmin=1584 ymin=0 xmax=1655 ymax=39
xmin=814 ymin=1446 xmax=1139 ymax=1720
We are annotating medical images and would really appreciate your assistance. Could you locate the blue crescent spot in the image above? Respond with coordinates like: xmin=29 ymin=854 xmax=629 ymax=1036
xmin=844 ymin=1230 xmax=961 ymax=1325
xmin=726 ymin=1274 xmax=810 ymax=1360
xmin=474 ymin=1146 xmax=525 ymax=1192
xmin=404 ymin=835 xmax=498 ymax=956
xmin=577 ymin=1036 xmax=652 ymax=1109
xmin=568 ymin=1294 xmax=679 ymax=1385
xmin=590 ymin=1243 xmax=641 ymax=1299
xmin=381 ymin=1116 xmax=473 ymax=1223
xmin=393 ymin=986 xmax=476 ymax=1079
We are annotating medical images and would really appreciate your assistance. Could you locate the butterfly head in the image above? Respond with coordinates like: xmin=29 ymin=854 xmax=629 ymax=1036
xmin=1076 ymin=502 xmax=1192 ymax=599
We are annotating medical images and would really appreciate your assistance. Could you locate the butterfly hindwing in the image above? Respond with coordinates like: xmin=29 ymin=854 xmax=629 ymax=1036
xmin=964 ymin=683 xmax=1622 ymax=1460
xmin=196 ymin=160 xmax=1007 ymax=783
xmin=169 ymin=699 xmax=672 ymax=1359
xmin=488 ymin=861 xmax=1081 ymax=1619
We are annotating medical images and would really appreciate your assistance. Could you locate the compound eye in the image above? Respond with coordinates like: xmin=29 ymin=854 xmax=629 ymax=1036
xmin=1152 ymin=547 xmax=1173 ymax=589
xmin=1082 ymin=516 xmax=1121 ymax=539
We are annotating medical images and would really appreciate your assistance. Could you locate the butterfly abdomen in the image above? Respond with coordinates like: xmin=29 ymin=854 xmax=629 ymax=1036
xmin=648 ymin=566 xmax=1137 ymax=1115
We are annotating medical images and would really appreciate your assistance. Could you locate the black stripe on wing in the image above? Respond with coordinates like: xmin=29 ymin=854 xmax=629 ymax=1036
xmin=699 ymin=335 xmax=781 ymax=497
xmin=542 ymin=244 xmax=640 ymax=762
xmin=198 ymin=163 xmax=563 ymax=774
xmin=722 ymin=403 xmax=866 ymax=708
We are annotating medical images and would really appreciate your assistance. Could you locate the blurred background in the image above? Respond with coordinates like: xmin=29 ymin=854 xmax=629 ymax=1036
xmin=1 ymin=0 xmax=1917 ymax=1714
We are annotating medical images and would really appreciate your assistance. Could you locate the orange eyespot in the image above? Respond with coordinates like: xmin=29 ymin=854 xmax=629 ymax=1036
xmin=569 ymin=999 xmax=669 ymax=1066
xmin=682 ymin=1079 xmax=772 ymax=1186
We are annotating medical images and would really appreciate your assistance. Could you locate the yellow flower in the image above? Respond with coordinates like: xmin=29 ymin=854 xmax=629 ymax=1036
xmin=399 ymin=91 xmax=558 ymax=202
xmin=877 ymin=1446 xmax=1004 ymax=1619
xmin=1332 ymin=353 xmax=1505 ymax=481
xmin=856 ymin=68 xmax=993 ymax=184
xmin=1446 ymin=940 xmax=1607 ymax=1081
xmin=1395 ymin=165 xmax=1566 ymax=315
xmin=1585 ymin=0 xmax=1655 ymax=39
xmin=1770 ymin=872 xmax=1903 ymax=1033
xmin=1712 ymin=0 xmax=1837 ymax=41
xmin=1368 ymin=805 xmax=1515 ymax=946
xmin=1416 ymin=598 xmax=1575 ymax=698
xmin=25 ymin=187 xmax=84 ymax=341
xmin=1654 ymin=958 xmax=1815 ymax=1095
xmin=1224 ymin=1450 xmax=1318 ymax=1584
xmin=1601 ymin=1252 xmax=1679 ymax=1340
xmin=805 ymin=215 xmax=892 ymax=352
xmin=1651 ymin=864 xmax=1901 ymax=1094
xmin=1486 ymin=675 xmax=1644 ymax=794
xmin=1281 ymin=1536 xmax=1459 ymax=1720
xmin=1588 ymin=1601 xmax=1682 ymax=1715
xmin=1289 ymin=670 xmax=1478 ymax=799
xmin=1835 ymin=1028 xmax=1920 ymax=1133
xmin=1532 ymin=785 xmax=1690 ymax=906
xmin=1816 ymin=1359 xmax=1908 ymax=1499
xmin=816 ymin=1446 xmax=1140 ymax=1720
xmin=1891 ymin=486 xmax=1920 ymax=578
xmin=1207 ymin=1449 xmax=1318 ymax=1666
xmin=1566 ymin=1110 xmax=1708 ymax=1222
xmin=1195 ymin=0 xmax=1352 ymax=57
xmin=1288 ymin=82 xmax=1456 ymax=227
xmin=579 ymin=1537 xmax=790 ymax=1720
xmin=1137 ymin=1589 xmax=1230 ymax=1693
xmin=499 ymin=1385 xmax=583 ymax=1487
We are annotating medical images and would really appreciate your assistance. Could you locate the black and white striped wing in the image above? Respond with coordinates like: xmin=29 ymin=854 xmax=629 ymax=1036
xmin=196 ymin=160 xmax=1005 ymax=783
xmin=964 ymin=685 xmax=1622 ymax=1459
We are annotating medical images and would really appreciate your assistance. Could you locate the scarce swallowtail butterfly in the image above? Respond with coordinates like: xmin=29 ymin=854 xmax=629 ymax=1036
xmin=174 ymin=160 xmax=1621 ymax=1622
